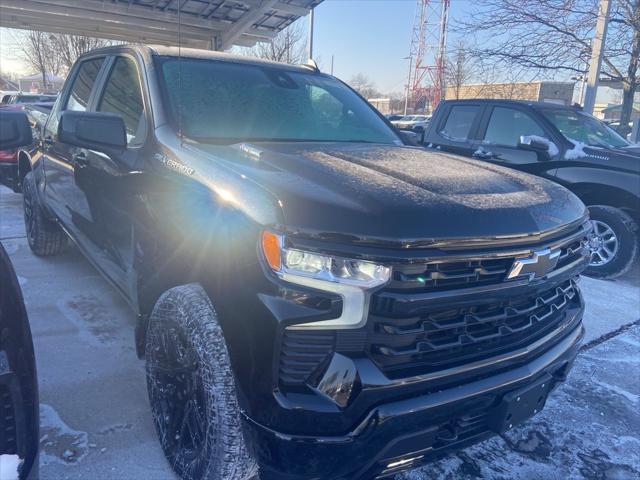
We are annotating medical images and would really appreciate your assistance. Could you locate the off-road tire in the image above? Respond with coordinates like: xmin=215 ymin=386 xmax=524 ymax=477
xmin=584 ymin=205 xmax=638 ymax=279
xmin=22 ymin=171 xmax=68 ymax=256
xmin=145 ymin=284 xmax=257 ymax=480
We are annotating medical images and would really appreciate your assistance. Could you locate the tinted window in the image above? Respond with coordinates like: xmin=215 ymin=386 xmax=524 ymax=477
xmin=484 ymin=107 xmax=546 ymax=146
xmin=159 ymin=58 xmax=399 ymax=144
xmin=98 ymin=57 xmax=146 ymax=146
xmin=66 ymin=58 xmax=104 ymax=111
xmin=440 ymin=105 xmax=480 ymax=141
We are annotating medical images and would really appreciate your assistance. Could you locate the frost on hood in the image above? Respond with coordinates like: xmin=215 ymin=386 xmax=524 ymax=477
xmin=522 ymin=135 xmax=560 ymax=157
xmin=0 ymin=455 xmax=22 ymax=480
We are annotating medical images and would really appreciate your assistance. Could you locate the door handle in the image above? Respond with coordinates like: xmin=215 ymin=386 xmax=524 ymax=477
xmin=72 ymin=152 xmax=88 ymax=167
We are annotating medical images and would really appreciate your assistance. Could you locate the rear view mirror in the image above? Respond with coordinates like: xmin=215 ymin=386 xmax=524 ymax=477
xmin=0 ymin=111 xmax=33 ymax=150
xmin=59 ymin=111 xmax=126 ymax=154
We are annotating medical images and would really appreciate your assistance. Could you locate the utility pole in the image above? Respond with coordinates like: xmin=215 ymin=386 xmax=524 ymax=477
xmin=330 ymin=55 xmax=334 ymax=75
xmin=583 ymin=0 xmax=612 ymax=114
xmin=307 ymin=8 xmax=315 ymax=59
xmin=403 ymin=55 xmax=413 ymax=115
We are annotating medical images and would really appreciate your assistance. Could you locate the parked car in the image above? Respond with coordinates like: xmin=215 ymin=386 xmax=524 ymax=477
xmin=0 ymin=104 xmax=51 ymax=193
xmin=392 ymin=114 xmax=431 ymax=141
xmin=0 ymin=91 xmax=20 ymax=104
xmin=21 ymin=45 xmax=590 ymax=480
xmin=0 ymin=94 xmax=57 ymax=108
xmin=386 ymin=113 xmax=404 ymax=121
xmin=0 ymin=110 xmax=39 ymax=480
xmin=425 ymin=99 xmax=639 ymax=279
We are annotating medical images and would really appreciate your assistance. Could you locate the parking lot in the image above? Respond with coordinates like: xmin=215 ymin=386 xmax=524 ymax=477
xmin=0 ymin=184 xmax=638 ymax=480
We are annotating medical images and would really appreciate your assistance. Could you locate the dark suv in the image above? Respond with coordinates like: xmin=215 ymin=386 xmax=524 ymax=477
xmin=21 ymin=46 xmax=590 ymax=480
xmin=425 ymin=99 xmax=640 ymax=279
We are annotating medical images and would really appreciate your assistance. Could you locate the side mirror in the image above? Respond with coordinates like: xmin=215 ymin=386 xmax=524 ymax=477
xmin=398 ymin=129 xmax=421 ymax=146
xmin=59 ymin=111 xmax=126 ymax=154
xmin=517 ymin=135 xmax=554 ymax=160
xmin=0 ymin=111 xmax=33 ymax=150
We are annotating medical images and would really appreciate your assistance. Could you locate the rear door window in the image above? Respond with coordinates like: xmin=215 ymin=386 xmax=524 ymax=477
xmin=440 ymin=105 xmax=481 ymax=141
xmin=483 ymin=107 xmax=546 ymax=146
xmin=66 ymin=58 xmax=105 ymax=112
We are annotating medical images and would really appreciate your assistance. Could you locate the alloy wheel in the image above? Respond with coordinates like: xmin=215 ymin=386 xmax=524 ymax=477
xmin=588 ymin=219 xmax=619 ymax=266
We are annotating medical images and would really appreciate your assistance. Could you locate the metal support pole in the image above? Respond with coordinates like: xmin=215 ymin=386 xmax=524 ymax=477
xmin=404 ymin=56 xmax=413 ymax=116
xmin=583 ymin=0 xmax=612 ymax=114
xmin=307 ymin=8 xmax=314 ymax=59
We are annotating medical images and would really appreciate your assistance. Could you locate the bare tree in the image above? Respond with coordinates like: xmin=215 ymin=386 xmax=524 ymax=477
xmin=457 ymin=0 xmax=640 ymax=135
xmin=51 ymin=34 xmax=111 ymax=71
xmin=446 ymin=42 xmax=474 ymax=99
xmin=349 ymin=73 xmax=380 ymax=99
xmin=252 ymin=23 xmax=307 ymax=64
xmin=19 ymin=31 xmax=58 ymax=89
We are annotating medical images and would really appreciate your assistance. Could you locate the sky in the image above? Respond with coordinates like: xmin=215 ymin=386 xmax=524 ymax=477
xmin=312 ymin=0 xmax=472 ymax=94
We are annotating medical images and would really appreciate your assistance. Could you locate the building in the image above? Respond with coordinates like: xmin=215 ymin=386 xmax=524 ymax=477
xmin=368 ymin=98 xmax=391 ymax=115
xmin=445 ymin=81 xmax=575 ymax=105
xmin=18 ymin=73 xmax=65 ymax=93
xmin=599 ymin=103 xmax=640 ymax=123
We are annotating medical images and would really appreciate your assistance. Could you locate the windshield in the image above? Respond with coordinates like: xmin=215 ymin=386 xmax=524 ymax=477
xmin=158 ymin=57 xmax=400 ymax=145
xmin=542 ymin=108 xmax=629 ymax=148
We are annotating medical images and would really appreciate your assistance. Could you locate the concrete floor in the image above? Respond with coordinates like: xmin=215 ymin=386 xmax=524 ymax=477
xmin=1 ymin=185 xmax=638 ymax=480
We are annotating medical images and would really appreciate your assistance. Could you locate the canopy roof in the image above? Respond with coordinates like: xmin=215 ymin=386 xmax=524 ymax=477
xmin=0 ymin=0 xmax=322 ymax=50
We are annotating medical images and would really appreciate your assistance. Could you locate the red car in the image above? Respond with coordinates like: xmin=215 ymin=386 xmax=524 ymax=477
xmin=0 ymin=97 xmax=55 ymax=192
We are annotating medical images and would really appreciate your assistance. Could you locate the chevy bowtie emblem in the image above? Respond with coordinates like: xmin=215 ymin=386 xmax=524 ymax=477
xmin=507 ymin=248 xmax=561 ymax=281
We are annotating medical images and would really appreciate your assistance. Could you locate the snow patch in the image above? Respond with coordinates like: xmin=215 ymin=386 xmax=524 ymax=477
xmin=39 ymin=404 xmax=89 ymax=466
xmin=522 ymin=135 xmax=560 ymax=157
xmin=564 ymin=137 xmax=603 ymax=160
xmin=0 ymin=455 xmax=22 ymax=480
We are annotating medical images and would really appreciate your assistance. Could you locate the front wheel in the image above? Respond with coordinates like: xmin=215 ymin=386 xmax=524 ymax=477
xmin=145 ymin=284 xmax=257 ymax=480
xmin=584 ymin=205 xmax=638 ymax=279
xmin=22 ymin=171 xmax=68 ymax=256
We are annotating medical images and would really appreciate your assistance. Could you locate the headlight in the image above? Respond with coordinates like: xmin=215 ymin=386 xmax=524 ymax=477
xmin=261 ymin=231 xmax=391 ymax=329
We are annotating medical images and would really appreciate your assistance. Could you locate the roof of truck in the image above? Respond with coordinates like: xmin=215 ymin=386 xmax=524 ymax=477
xmin=441 ymin=98 xmax=580 ymax=110
xmin=79 ymin=44 xmax=320 ymax=74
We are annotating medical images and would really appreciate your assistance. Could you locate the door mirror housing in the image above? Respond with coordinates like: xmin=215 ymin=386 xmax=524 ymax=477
xmin=518 ymin=135 xmax=558 ymax=160
xmin=517 ymin=135 xmax=554 ymax=160
xmin=0 ymin=111 xmax=33 ymax=150
xmin=398 ymin=129 xmax=421 ymax=146
xmin=59 ymin=111 xmax=126 ymax=154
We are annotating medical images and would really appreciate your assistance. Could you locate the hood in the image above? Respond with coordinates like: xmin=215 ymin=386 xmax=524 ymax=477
xmin=195 ymin=142 xmax=587 ymax=245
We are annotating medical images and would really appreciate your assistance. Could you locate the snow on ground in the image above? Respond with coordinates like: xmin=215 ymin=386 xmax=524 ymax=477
xmin=0 ymin=185 xmax=638 ymax=480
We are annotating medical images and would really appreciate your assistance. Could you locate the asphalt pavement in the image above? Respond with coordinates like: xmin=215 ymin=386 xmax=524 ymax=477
xmin=1 ymin=185 xmax=638 ymax=480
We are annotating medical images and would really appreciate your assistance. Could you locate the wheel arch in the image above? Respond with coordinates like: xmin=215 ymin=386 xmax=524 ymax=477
xmin=568 ymin=183 xmax=640 ymax=223
xmin=17 ymin=150 xmax=32 ymax=187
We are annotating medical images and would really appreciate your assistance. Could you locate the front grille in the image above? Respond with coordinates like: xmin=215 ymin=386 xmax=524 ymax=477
xmin=278 ymin=330 xmax=335 ymax=385
xmin=384 ymin=234 xmax=587 ymax=296
xmin=388 ymin=257 xmax=513 ymax=292
xmin=368 ymin=278 xmax=580 ymax=379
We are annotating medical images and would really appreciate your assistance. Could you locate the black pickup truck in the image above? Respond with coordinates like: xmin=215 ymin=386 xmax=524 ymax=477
xmin=425 ymin=99 xmax=640 ymax=279
xmin=21 ymin=45 xmax=590 ymax=480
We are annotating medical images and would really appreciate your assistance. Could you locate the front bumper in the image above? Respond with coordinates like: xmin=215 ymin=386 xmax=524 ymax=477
xmin=243 ymin=321 xmax=583 ymax=480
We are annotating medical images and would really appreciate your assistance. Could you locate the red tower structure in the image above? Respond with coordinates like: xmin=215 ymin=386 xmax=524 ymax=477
xmin=407 ymin=0 xmax=450 ymax=113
